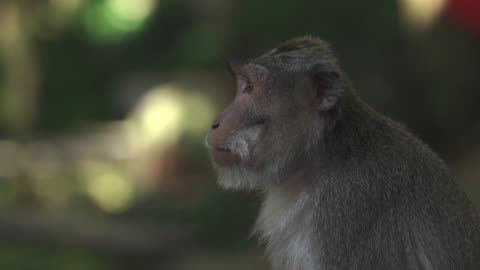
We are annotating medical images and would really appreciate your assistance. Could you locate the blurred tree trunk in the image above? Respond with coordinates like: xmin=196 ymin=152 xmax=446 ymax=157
xmin=0 ymin=0 xmax=39 ymax=137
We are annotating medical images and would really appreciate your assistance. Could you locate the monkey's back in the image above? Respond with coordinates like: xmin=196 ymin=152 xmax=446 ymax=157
xmin=387 ymin=119 xmax=480 ymax=269
xmin=321 ymin=99 xmax=480 ymax=269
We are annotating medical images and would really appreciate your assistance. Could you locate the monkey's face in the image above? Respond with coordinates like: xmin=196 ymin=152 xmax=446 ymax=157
xmin=206 ymin=63 xmax=268 ymax=189
xmin=206 ymin=37 xmax=346 ymax=190
xmin=206 ymin=62 xmax=324 ymax=190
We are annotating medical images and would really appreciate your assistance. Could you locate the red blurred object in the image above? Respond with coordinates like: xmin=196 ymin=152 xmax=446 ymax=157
xmin=447 ymin=0 xmax=480 ymax=32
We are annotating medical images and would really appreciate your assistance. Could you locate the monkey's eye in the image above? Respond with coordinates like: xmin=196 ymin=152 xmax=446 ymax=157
xmin=244 ymin=81 xmax=253 ymax=93
xmin=238 ymin=76 xmax=253 ymax=94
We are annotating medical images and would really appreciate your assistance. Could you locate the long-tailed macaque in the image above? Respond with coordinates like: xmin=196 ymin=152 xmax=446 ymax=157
xmin=205 ymin=36 xmax=480 ymax=270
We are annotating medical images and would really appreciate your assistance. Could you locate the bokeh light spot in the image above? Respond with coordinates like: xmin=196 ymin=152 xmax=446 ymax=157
xmin=83 ymin=163 xmax=134 ymax=213
xmin=82 ymin=0 xmax=158 ymax=42
xmin=108 ymin=0 xmax=156 ymax=22
xmin=399 ymin=0 xmax=447 ymax=32
xmin=126 ymin=84 xmax=214 ymax=155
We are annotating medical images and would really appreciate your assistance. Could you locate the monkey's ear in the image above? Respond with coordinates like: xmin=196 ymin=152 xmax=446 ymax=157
xmin=225 ymin=60 xmax=237 ymax=77
xmin=311 ymin=64 xmax=344 ymax=111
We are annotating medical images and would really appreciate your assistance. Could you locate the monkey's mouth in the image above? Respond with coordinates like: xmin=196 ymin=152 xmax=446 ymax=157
xmin=210 ymin=146 xmax=241 ymax=166
xmin=214 ymin=146 xmax=230 ymax=152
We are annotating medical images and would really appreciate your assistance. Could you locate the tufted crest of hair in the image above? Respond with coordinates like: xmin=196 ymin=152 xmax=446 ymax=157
xmin=256 ymin=36 xmax=339 ymax=71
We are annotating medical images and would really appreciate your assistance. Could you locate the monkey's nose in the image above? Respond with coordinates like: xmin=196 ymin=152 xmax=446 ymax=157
xmin=211 ymin=121 xmax=220 ymax=129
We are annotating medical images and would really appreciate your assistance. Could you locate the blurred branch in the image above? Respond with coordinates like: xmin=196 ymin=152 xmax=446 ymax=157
xmin=0 ymin=122 xmax=129 ymax=178
xmin=0 ymin=209 xmax=191 ymax=259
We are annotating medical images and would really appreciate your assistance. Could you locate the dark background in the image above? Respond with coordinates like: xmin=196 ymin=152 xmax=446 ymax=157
xmin=0 ymin=0 xmax=479 ymax=269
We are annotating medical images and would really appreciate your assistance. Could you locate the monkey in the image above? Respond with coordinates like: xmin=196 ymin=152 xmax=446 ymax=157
xmin=205 ymin=36 xmax=480 ymax=270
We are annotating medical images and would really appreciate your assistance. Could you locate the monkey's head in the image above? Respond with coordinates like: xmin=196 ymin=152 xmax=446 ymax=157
xmin=206 ymin=36 xmax=347 ymax=190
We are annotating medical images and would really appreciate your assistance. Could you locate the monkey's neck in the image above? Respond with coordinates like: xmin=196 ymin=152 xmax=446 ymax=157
xmin=256 ymin=171 xmax=394 ymax=269
xmin=256 ymin=98 xmax=403 ymax=267
xmin=256 ymin=179 xmax=327 ymax=269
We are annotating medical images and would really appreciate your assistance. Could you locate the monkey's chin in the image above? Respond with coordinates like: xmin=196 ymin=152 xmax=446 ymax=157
xmin=214 ymin=164 xmax=262 ymax=191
